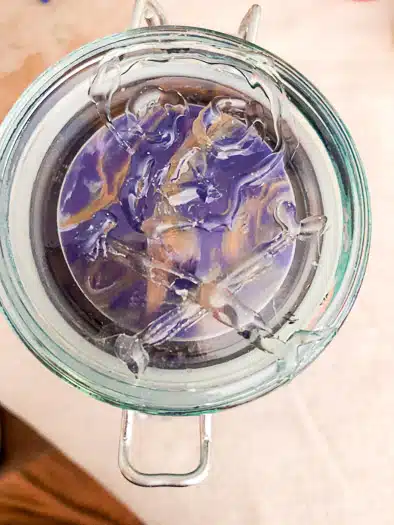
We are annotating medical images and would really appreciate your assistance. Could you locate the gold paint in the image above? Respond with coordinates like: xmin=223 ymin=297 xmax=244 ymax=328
xmin=145 ymin=240 xmax=171 ymax=315
xmin=144 ymin=226 xmax=200 ymax=315
xmin=61 ymin=155 xmax=130 ymax=228
xmin=162 ymin=106 xmax=235 ymax=198
xmin=191 ymin=109 xmax=227 ymax=148
xmin=162 ymin=228 xmax=200 ymax=261
xmin=197 ymin=281 xmax=217 ymax=310
xmin=222 ymin=179 xmax=291 ymax=263
xmin=141 ymin=215 xmax=179 ymax=237
xmin=60 ymin=104 xmax=176 ymax=230
xmin=146 ymin=273 xmax=168 ymax=315
xmin=164 ymin=135 xmax=199 ymax=189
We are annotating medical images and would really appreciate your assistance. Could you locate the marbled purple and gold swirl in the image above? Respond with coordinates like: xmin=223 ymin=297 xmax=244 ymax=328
xmin=57 ymin=95 xmax=295 ymax=339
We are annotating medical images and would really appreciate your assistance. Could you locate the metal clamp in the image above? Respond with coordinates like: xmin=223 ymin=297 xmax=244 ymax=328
xmin=237 ymin=4 xmax=262 ymax=44
xmin=130 ymin=0 xmax=168 ymax=29
xmin=130 ymin=0 xmax=262 ymax=43
xmin=118 ymin=410 xmax=212 ymax=487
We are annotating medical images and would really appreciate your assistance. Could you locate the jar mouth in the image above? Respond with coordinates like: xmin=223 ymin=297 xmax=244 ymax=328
xmin=0 ymin=27 xmax=371 ymax=415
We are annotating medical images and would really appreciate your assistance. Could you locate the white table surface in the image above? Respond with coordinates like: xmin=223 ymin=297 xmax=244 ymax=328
xmin=0 ymin=0 xmax=392 ymax=524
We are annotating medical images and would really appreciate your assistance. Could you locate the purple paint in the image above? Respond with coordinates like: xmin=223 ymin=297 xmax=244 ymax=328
xmin=57 ymin=99 xmax=296 ymax=338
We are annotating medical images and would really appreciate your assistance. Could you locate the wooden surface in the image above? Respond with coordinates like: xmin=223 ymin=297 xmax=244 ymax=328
xmin=0 ymin=409 xmax=50 ymax=474
xmin=0 ymin=408 xmax=141 ymax=525
xmin=0 ymin=450 xmax=142 ymax=525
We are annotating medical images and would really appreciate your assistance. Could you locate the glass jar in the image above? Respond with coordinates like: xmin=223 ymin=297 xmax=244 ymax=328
xmin=0 ymin=2 xmax=370 ymax=486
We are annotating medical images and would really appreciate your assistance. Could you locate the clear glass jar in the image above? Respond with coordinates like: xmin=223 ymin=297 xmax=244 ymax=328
xmin=0 ymin=5 xmax=370 ymax=486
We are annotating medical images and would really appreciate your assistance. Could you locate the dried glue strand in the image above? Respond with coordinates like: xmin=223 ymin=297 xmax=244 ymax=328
xmin=222 ymin=201 xmax=327 ymax=293
xmin=113 ymin=202 xmax=327 ymax=372
xmin=89 ymin=57 xmax=189 ymax=157
xmin=61 ymin=60 xmax=312 ymax=375
xmin=106 ymin=236 xmax=271 ymax=334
